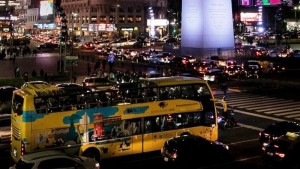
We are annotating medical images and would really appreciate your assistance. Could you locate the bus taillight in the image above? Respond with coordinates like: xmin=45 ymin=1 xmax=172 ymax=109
xmin=21 ymin=142 xmax=26 ymax=155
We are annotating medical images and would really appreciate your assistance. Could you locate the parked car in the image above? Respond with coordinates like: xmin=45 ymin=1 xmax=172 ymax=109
xmin=203 ymin=68 xmax=229 ymax=83
xmin=262 ymin=132 xmax=300 ymax=169
xmin=82 ymin=77 xmax=116 ymax=90
xmin=161 ymin=134 xmax=230 ymax=167
xmin=259 ymin=121 xmax=300 ymax=147
xmin=9 ymin=150 xmax=100 ymax=169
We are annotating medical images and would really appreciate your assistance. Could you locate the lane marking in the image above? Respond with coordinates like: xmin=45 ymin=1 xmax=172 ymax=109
xmin=227 ymin=138 xmax=258 ymax=145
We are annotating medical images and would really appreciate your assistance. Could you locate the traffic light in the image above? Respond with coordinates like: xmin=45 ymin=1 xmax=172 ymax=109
xmin=60 ymin=16 xmax=68 ymax=41
xmin=54 ymin=0 xmax=68 ymax=42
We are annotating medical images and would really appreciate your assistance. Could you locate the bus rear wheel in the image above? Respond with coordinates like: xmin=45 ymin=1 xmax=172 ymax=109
xmin=82 ymin=148 xmax=101 ymax=163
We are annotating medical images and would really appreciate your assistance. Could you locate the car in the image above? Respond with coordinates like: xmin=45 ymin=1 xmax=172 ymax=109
xmin=148 ymin=54 xmax=171 ymax=64
xmin=9 ymin=150 xmax=100 ymax=169
xmin=267 ymin=62 xmax=286 ymax=74
xmin=55 ymin=83 xmax=95 ymax=93
xmin=203 ymin=68 xmax=229 ymax=83
xmin=161 ymin=134 xmax=230 ymax=167
xmin=81 ymin=42 xmax=95 ymax=50
xmin=171 ymin=69 xmax=204 ymax=79
xmin=170 ymin=55 xmax=197 ymax=68
xmin=259 ymin=121 xmax=300 ymax=147
xmin=125 ymin=39 xmax=138 ymax=46
xmin=82 ymin=77 xmax=116 ymax=90
xmin=133 ymin=40 xmax=145 ymax=48
xmin=225 ymin=65 xmax=245 ymax=78
xmin=243 ymin=60 xmax=263 ymax=78
xmin=262 ymin=132 xmax=300 ymax=169
xmin=252 ymin=47 xmax=268 ymax=57
xmin=0 ymin=86 xmax=18 ymax=103
xmin=37 ymin=42 xmax=59 ymax=50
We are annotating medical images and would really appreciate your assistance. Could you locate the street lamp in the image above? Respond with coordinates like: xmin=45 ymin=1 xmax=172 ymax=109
xmin=294 ymin=6 xmax=300 ymax=30
xmin=71 ymin=12 xmax=77 ymax=56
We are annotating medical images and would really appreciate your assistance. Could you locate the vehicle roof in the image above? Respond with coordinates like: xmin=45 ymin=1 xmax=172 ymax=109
xmin=140 ymin=76 xmax=207 ymax=86
xmin=0 ymin=86 xmax=18 ymax=90
xmin=16 ymin=81 xmax=64 ymax=97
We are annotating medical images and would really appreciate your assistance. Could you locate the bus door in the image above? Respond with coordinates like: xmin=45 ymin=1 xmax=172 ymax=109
xmin=143 ymin=116 xmax=174 ymax=152
xmin=109 ymin=119 xmax=142 ymax=157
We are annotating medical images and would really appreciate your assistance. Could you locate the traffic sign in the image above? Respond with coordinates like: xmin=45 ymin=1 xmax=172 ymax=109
xmin=66 ymin=56 xmax=78 ymax=66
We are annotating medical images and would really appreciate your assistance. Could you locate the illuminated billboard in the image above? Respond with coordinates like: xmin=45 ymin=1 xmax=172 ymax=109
xmin=241 ymin=12 xmax=260 ymax=22
xmin=181 ymin=0 xmax=234 ymax=49
xmin=40 ymin=0 xmax=53 ymax=16
xmin=255 ymin=0 xmax=293 ymax=6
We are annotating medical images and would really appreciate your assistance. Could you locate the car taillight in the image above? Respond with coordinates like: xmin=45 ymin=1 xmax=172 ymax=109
xmin=275 ymin=152 xmax=285 ymax=158
xmin=171 ymin=152 xmax=177 ymax=159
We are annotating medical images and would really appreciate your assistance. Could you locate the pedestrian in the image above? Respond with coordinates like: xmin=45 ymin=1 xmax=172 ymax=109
xmin=72 ymin=72 xmax=77 ymax=83
xmin=14 ymin=66 xmax=20 ymax=78
xmin=132 ymin=62 xmax=135 ymax=72
xmin=102 ymin=59 xmax=107 ymax=71
xmin=221 ymin=83 xmax=228 ymax=98
xmin=12 ymin=54 xmax=16 ymax=64
xmin=44 ymin=72 xmax=48 ymax=82
xmin=94 ymin=60 xmax=100 ymax=72
xmin=40 ymin=69 xmax=44 ymax=77
xmin=87 ymin=63 xmax=91 ymax=76
xmin=22 ymin=72 xmax=29 ymax=82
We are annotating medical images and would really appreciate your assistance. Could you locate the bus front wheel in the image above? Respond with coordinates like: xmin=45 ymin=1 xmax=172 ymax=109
xmin=82 ymin=148 xmax=101 ymax=163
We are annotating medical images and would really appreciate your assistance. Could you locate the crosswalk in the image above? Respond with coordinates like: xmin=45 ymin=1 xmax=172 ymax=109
xmin=214 ymin=92 xmax=300 ymax=121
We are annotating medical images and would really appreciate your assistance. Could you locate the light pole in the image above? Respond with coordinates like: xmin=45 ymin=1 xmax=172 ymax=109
xmin=71 ymin=12 xmax=77 ymax=56
xmin=294 ymin=6 xmax=300 ymax=30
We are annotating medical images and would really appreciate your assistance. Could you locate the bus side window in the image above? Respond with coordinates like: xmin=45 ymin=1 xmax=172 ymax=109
xmin=161 ymin=115 xmax=176 ymax=131
xmin=145 ymin=120 xmax=152 ymax=133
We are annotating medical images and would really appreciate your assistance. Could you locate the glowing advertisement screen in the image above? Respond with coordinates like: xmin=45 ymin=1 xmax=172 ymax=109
xmin=241 ymin=12 xmax=260 ymax=22
xmin=256 ymin=0 xmax=294 ymax=6
xmin=181 ymin=0 xmax=234 ymax=49
xmin=238 ymin=0 xmax=254 ymax=6
xmin=40 ymin=1 xmax=53 ymax=16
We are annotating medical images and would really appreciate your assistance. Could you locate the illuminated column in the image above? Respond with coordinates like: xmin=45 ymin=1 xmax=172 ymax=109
xmin=181 ymin=0 xmax=234 ymax=58
xmin=257 ymin=6 xmax=264 ymax=33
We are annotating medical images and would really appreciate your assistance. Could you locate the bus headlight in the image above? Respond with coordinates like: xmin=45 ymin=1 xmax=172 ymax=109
xmin=13 ymin=148 xmax=18 ymax=157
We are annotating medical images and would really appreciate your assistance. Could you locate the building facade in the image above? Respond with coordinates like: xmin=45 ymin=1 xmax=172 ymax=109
xmin=59 ymin=0 xmax=168 ymax=38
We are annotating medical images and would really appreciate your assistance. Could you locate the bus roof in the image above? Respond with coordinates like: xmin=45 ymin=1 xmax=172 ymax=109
xmin=18 ymin=81 xmax=64 ymax=97
xmin=140 ymin=76 xmax=207 ymax=86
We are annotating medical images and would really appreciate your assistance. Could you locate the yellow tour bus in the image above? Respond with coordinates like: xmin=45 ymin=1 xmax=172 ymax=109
xmin=11 ymin=77 xmax=226 ymax=162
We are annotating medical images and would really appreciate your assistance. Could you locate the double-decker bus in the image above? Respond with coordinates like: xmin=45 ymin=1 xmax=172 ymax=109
xmin=11 ymin=77 xmax=226 ymax=162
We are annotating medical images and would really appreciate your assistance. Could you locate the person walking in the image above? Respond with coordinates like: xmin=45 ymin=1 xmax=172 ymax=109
xmin=12 ymin=54 xmax=16 ymax=64
xmin=221 ymin=83 xmax=228 ymax=99
xmin=14 ymin=66 xmax=20 ymax=78
xmin=72 ymin=72 xmax=77 ymax=83
xmin=87 ymin=63 xmax=91 ymax=76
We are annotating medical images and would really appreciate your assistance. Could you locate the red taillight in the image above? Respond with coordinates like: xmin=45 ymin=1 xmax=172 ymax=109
xmin=21 ymin=142 xmax=26 ymax=155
